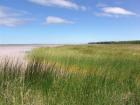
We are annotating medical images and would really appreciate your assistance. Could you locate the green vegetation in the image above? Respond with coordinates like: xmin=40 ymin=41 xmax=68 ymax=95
xmin=1 ymin=44 xmax=140 ymax=105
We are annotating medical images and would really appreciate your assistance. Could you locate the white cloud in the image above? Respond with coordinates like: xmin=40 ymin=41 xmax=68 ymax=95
xmin=0 ymin=5 xmax=31 ymax=27
xmin=95 ymin=12 xmax=113 ymax=17
xmin=102 ymin=7 xmax=136 ymax=15
xmin=29 ymin=0 xmax=86 ymax=10
xmin=96 ymin=6 xmax=137 ymax=17
xmin=46 ymin=16 xmax=74 ymax=24
xmin=0 ymin=18 xmax=29 ymax=27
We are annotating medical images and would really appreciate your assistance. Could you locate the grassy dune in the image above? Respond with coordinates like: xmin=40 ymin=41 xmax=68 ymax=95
xmin=0 ymin=44 xmax=140 ymax=105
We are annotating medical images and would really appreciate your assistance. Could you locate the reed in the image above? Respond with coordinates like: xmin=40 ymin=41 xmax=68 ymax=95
xmin=0 ymin=44 xmax=140 ymax=105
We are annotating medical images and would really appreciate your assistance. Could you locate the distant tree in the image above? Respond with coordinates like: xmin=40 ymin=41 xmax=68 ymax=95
xmin=88 ymin=40 xmax=140 ymax=44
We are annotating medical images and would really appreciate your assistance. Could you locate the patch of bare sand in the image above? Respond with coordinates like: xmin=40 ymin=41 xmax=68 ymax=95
xmin=0 ymin=45 xmax=61 ymax=65
xmin=0 ymin=46 xmax=34 ymax=65
xmin=0 ymin=45 xmax=56 ymax=63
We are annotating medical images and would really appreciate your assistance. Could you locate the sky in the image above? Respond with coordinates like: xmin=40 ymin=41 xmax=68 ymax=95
xmin=0 ymin=0 xmax=140 ymax=44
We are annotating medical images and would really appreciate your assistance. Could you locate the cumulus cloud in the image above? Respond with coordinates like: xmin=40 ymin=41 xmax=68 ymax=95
xmin=46 ymin=16 xmax=74 ymax=24
xmin=96 ymin=6 xmax=137 ymax=17
xmin=102 ymin=7 xmax=136 ymax=15
xmin=0 ymin=5 xmax=32 ymax=27
xmin=29 ymin=0 xmax=86 ymax=10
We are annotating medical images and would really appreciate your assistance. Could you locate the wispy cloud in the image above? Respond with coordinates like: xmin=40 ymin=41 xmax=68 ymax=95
xmin=102 ymin=7 xmax=136 ymax=15
xmin=46 ymin=16 xmax=74 ymax=24
xmin=29 ymin=0 xmax=86 ymax=10
xmin=0 ymin=18 xmax=30 ymax=27
xmin=96 ymin=6 xmax=137 ymax=17
xmin=0 ymin=5 xmax=32 ymax=27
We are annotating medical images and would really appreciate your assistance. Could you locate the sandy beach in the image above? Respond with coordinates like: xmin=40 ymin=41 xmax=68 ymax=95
xmin=0 ymin=45 xmax=60 ymax=64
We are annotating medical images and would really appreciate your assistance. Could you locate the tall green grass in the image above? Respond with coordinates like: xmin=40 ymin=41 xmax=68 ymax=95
xmin=0 ymin=44 xmax=140 ymax=105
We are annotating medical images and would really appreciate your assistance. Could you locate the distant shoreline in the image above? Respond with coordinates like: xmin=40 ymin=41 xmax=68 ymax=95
xmin=88 ymin=40 xmax=140 ymax=44
xmin=0 ymin=44 xmax=63 ymax=46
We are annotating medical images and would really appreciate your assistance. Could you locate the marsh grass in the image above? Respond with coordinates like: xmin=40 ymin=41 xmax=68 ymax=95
xmin=0 ymin=45 xmax=140 ymax=105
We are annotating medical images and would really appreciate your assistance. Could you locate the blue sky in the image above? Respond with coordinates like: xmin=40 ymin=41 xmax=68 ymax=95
xmin=0 ymin=0 xmax=140 ymax=44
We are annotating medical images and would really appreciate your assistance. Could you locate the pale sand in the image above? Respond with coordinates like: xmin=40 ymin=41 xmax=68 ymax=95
xmin=0 ymin=45 xmax=60 ymax=64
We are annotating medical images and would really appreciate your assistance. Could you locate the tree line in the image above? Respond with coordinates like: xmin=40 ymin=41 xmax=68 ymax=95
xmin=88 ymin=40 xmax=140 ymax=44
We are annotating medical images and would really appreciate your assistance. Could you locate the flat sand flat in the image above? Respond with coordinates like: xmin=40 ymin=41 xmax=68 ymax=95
xmin=0 ymin=45 xmax=61 ymax=64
